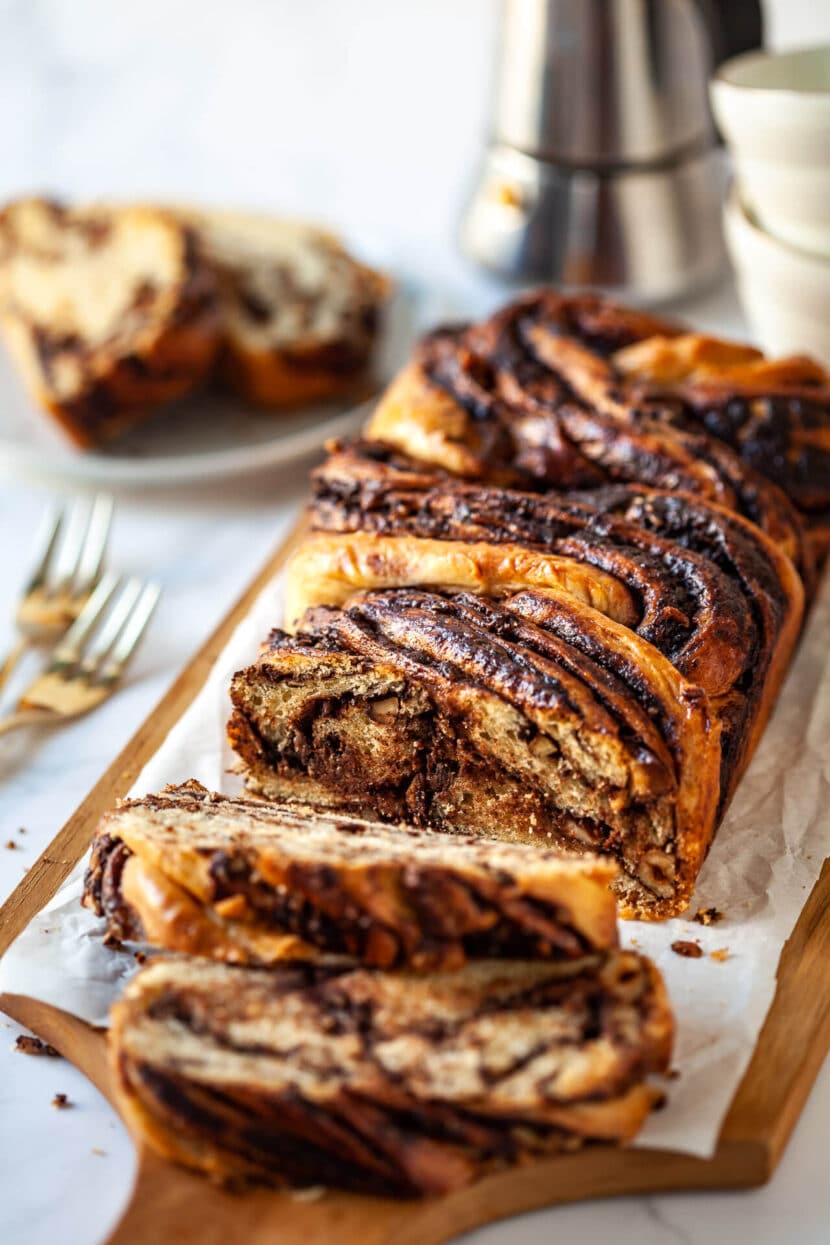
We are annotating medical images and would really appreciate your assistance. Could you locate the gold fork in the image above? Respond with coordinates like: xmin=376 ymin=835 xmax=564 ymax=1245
xmin=0 ymin=494 xmax=114 ymax=694
xmin=0 ymin=572 xmax=161 ymax=736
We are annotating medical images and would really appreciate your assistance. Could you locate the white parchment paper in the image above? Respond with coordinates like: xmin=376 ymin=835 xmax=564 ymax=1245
xmin=2 ymin=564 xmax=829 ymax=1160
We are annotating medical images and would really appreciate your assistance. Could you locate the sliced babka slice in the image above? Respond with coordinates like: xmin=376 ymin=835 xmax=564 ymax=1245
xmin=109 ymin=952 xmax=672 ymax=1195
xmin=82 ymin=780 xmax=619 ymax=970
xmin=178 ymin=207 xmax=389 ymax=407
xmin=0 ymin=197 xmax=220 ymax=446
xmin=229 ymin=589 xmax=721 ymax=919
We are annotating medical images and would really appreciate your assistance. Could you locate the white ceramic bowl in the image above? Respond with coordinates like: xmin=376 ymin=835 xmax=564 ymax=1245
xmin=711 ymin=45 xmax=830 ymax=256
xmin=723 ymin=184 xmax=830 ymax=366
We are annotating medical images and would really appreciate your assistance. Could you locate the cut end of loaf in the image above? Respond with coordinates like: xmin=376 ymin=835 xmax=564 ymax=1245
xmin=228 ymin=589 xmax=720 ymax=919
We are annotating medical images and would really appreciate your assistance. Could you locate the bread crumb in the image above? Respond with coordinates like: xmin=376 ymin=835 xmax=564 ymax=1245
xmin=91 ymin=1148 xmax=107 ymax=1157
xmin=15 ymin=1035 xmax=59 ymax=1057
xmin=671 ymin=940 xmax=703 ymax=959
xmin=51 ymin=1093 xmax=72 ymax=1109
xmin=693 ymin=907 xmax=724 ymax=926
xmin=710 ymin=947 xmax=730 ymax=962
xmin=4 ymin=840 xmax=16 ymax=850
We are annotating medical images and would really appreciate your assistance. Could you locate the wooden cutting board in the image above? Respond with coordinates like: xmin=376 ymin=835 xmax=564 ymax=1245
xmin=2 ymin=517 xmax=830 ymax=1245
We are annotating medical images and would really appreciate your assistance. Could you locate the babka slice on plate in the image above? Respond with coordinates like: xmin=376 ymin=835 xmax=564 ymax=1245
xmin=82 ymin=780 xmax=619 ymax=970
xmin=178 ymin=207 xmax=390 ymax=407
xmin=0 ymin=197 xmax=220 ymax=446
xmin=109 ymin=951 xmax=672 ymax=1195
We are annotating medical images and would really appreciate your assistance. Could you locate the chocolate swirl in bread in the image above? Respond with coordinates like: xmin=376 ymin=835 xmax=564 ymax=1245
xmin=83 ymin=781 xmax=619 ymax=970
xmin=366 ymin=290 xmax=822 ymax=571
xmin=109 ymin=952 xmax=672 ymax=1195
xmin=229 ymin=587 xmax=722 ymax=918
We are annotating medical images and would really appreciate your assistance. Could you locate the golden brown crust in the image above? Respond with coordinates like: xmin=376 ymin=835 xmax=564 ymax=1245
xmin=367 ymin=362 xmax=506 ymax=479
xmin=611 ymin=332 xmax=827 ymax=389
xmin=118 ymin=854 xmax=314 ymax=963
xmin=218 ymin=346 xmax=374 ymax=408
xmin=284 ymin=531 xmax=640 ymax=631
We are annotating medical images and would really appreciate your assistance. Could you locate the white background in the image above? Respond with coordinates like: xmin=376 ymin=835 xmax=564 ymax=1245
xmin=1 ymin=2 xmax=830 ymax=1243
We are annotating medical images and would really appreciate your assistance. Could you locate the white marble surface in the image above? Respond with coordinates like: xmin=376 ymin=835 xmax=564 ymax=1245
xmin=1 ymin=2 xmax=830 ymax=1242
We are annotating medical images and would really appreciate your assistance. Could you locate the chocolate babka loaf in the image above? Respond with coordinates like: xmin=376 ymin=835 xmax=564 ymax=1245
xmin=366 ymin=290 xmax=828 ymax=568
xmin=83 ymin=781 xmax=619 ymax=969
xmin=0 ymin=198 xmax=220 ymax=445
xmin=178 ymin=207 xmax=389 ymax=407
xmin=228 ymin=289 xmax=823 ymax=919
xmin=109 ymin=951 xmax=672 ymax=1195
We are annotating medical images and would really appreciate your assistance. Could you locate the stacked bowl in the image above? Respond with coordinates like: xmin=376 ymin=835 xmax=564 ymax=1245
xmin=711 ymin=46 xmax=830 ymax=365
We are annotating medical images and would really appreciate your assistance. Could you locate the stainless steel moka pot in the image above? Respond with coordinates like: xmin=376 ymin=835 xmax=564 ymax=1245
xmin=460 ymin=0 xmax=762 ymax=302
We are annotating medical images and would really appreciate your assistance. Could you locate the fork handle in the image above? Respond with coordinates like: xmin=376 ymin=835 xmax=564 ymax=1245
xmin=0 ymin=637 xmax=29 ymax=696
xmin=0 ymin=708 xmax=53 ymax=736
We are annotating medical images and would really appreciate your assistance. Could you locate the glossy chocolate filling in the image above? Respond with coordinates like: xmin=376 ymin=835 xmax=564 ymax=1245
xmin=409 ymin=291 xmax=810 ymax=563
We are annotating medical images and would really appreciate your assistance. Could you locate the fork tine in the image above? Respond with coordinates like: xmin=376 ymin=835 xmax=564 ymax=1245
xmin=76 ymin=577 xmax=144 ymax=676
xmin=48 ymin=572 xmax=120 ymax=671
xmin=95 ymin=582 xmax=161 ymax=685
xmin=73 ymin=494 xmax=114 ymax=594
xmin=50 ymin=498 xmax=94 ymax=597
xmin=22 ymin=507 xmax=64 ymax=595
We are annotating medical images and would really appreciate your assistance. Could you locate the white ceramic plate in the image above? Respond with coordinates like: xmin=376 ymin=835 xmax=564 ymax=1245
xmin=0 ymin=284 xmax=426 ymax=491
